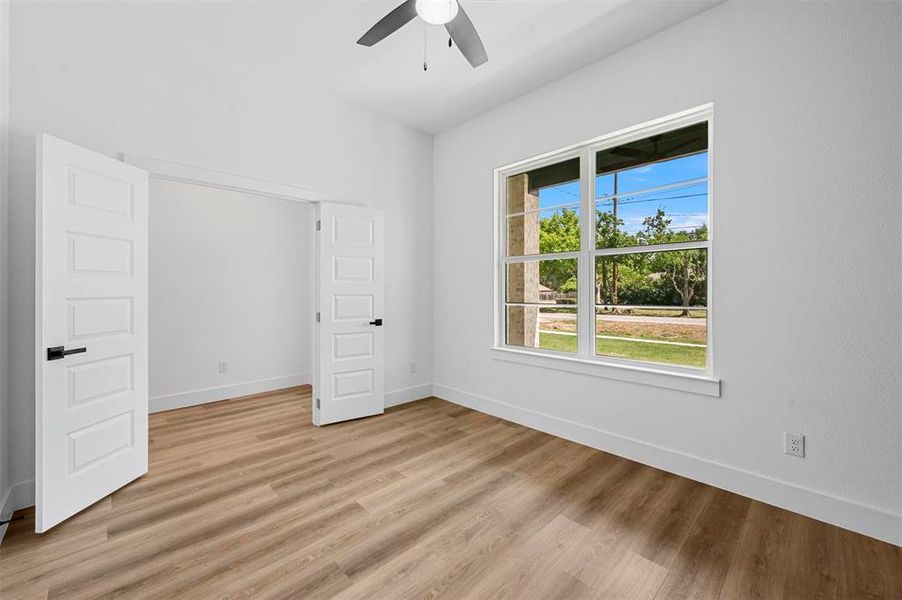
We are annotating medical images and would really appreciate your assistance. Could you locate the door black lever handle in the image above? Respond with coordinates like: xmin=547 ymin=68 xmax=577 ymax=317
xmin=369 ymin=319 xmax=383 ymax=326
xmin=47 ymin=346 xmax=87 ymax=361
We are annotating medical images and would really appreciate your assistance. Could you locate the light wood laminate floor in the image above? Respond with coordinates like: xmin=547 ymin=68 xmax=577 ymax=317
xmin=1 ymin=386 xmax=900 ymax=599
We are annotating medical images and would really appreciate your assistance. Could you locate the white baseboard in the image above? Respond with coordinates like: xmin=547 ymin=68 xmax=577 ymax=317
xmin=0 ymin=486 xmax=12 ymax=545
xmin=151 ymin=376 xmax=432 ymax=414
xmin=433 ymin=383 xmax=902 ymax=547
xmin=0 ymin=479 xmax=36 ymax=546
xmin=150 ymin=373 xmax=309 ymax=413
xmin=385 ymin=383 xmax=434 ymax=408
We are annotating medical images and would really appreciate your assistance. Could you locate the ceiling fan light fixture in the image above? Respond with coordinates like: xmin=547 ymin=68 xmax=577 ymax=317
xmin=415 ymin=0 xmax=459 ymax=25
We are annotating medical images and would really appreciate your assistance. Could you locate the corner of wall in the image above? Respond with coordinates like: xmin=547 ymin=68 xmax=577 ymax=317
xmin=0 ymin=0 xmax=12 ymax=546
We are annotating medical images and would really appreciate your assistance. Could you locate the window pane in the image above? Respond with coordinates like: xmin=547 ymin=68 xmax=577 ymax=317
xmin=595 ymin=308 xmax=707 ymax=368
xmin=506 ymin=157 xmax=580 ymax=215
xmin=594 ymin=250 xmax=707 ymax=368
xmin=595 ymin=154 xmax=708 ymax=250
xmin=506 ymin=258 xmax=578 ymax=304
xmin=506 ymin=206 xmax=580 ymax=256
xmin=594 ymin=250 xmax=707 ymax=307
xmin=595 ymin=122 xmax=708 ymax=183
xmin=506 ymin=306 xmax=577 ymax=354
xmin=597 ymin=152 xmax=707 ymax=197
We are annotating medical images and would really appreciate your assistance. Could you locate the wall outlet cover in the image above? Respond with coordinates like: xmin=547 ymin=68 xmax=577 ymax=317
xmin=784 ymin=432 xmax=805 ymax=458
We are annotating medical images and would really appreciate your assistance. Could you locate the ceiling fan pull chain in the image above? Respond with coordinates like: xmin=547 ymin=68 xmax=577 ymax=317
xmin=423 ymin=21 xmax=428 ymax=71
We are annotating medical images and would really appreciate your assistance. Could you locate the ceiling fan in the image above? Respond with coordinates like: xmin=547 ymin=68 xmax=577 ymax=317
xmin=357 ymin=0 xmax=488 ymax=68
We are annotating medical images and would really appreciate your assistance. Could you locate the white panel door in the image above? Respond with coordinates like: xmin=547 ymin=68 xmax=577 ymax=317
xmin=314 ymin=203 xmax=384 ymax=425
xmin=36 ymin=134 xmax=149 ymax=532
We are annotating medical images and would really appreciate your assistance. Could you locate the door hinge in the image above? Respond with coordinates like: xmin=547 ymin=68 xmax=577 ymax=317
xmin=316 ymin=219 xmax=321 ymax=231
xmin=315 ymin=398 xmax=321 ymax=409
xmin=315 ymin=312 xmax=321 ymax=323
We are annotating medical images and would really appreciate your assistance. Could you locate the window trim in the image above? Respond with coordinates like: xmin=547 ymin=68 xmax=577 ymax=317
xmin=492 ymin=104 xmax=719 ymax=395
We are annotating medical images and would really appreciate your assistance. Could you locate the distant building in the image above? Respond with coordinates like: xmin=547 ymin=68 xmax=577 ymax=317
xmin=538 ymin=284 xmax=556 ymax=304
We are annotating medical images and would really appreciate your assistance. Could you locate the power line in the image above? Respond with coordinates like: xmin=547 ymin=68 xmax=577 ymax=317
xmin=530 ymin=191 xmax=707 ymax=216
xmin=596 ymin=192 xmax=708 ymax=207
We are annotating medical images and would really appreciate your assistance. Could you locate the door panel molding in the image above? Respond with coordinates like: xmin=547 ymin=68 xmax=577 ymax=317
xmin=314 ymin=203 xmax=385 ymax=425
xmin=36 ymin=134 xmax=149 ymax=532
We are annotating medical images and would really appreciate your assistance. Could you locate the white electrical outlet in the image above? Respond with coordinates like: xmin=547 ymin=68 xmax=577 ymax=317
xmin=784 ymin=432 xmax=805 ymax=457
xmin=218 ymin=361 xmax=228 ymax=374
xmin=409 ymin=361 xmax=417 ymax=374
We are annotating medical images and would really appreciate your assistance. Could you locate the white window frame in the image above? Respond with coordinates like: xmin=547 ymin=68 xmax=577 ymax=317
xmin=492 ymin=105 xmax=720 ymax=396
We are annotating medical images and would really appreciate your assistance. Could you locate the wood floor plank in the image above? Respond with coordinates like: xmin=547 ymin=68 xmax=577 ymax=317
xmin=1 ymin=385 xmax=899 ymax=599
xmin=460 ymin=513 xmax=589 ymax=600
xmin=720 ymin=501 xmax=799 ymax=599
xmin=653 ymin=488 xmax=753 ymax=599
xmin=561 ymin=466 xmax=675 ymax=591
xmin=836 ymin=525 xmax=902 ymax=600
xmin=636 ymin=475 xmax=715 ymax=569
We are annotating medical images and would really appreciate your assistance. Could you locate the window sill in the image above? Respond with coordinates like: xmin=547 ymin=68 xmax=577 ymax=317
xmin=489 ymin=347 xmax=721 ymax=397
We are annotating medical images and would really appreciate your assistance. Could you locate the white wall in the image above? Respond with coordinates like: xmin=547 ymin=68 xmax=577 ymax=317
xmin=433 ymin=1 xmax=902 ymax=544
xmin=0 ymin=0 xmax=11 ymax=535
xmin=6 ymin=2 xmax=434 ymax=503
xmin=149 ymin=179 xmax=312 ymax=412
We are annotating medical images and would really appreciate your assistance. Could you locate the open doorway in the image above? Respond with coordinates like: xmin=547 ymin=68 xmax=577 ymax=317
xmin=34 ymin=138 xmax=385 ymax=531
xmin=148 ymin=178 xmax=314 ymax=413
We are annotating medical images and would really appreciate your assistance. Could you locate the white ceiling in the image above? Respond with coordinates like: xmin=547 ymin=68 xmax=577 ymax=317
xmin=338 ymin=0 xmax=723 ymax=133
xmin=34 ymin=0 xmax=722 ymax=135
xmin=204 ymin=0 xmax=724 ymax=134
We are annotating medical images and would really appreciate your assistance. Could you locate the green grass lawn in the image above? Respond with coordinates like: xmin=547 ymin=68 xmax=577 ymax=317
xmin=538 ymin=332 xmax=706 ymax=368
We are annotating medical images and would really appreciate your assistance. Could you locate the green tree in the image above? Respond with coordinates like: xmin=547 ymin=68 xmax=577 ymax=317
xmin=536 ymin=205 xmax=707 ymax=313
xmin=639 ymin=208 xmax=707 ymax=315
xmin=595 ymin=210 xmax=634 ymax=305
xmin=538 ymin=208 xmax=579 ymax=294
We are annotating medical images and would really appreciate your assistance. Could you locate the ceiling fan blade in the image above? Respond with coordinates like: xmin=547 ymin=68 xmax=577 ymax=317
xmin=357 ymin=0 xmax=418 ymax=47
xmin=445 ymin=3 xmax=488 ymax=67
